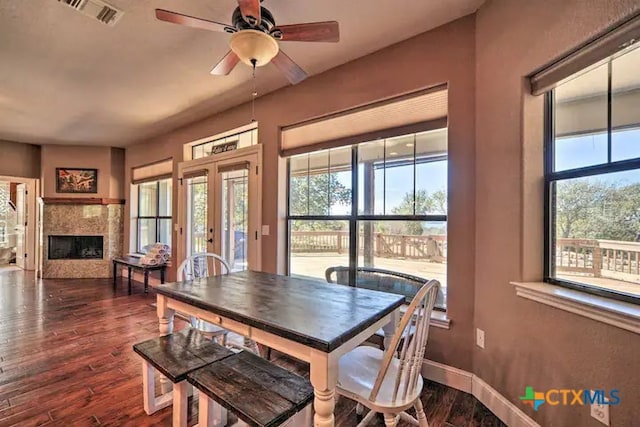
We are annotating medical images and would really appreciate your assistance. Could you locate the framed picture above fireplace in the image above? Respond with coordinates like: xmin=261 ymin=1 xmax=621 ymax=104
xmin=56 ymin=168 xmax=98 ymax=193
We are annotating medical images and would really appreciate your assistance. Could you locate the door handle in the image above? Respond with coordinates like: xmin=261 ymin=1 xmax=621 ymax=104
xmin=207 ymin=238 xmax=213 ymax=243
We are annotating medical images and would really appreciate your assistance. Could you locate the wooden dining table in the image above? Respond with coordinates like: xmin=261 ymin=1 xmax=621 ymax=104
xmin=154 ymin=270 xmax=405 ymax=427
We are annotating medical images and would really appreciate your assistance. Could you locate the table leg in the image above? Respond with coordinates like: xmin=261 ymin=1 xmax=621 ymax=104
xmin=144 ymin=271 xmax=149 ymax=294
xmin=310 ymin=350 xmax=338 ymax=427
xmin=160 ymin=267 xmax=165 ymax=284
xmin=157 ymin=295 xmax=175 ymax=394
xmin=112 ymin=261 xmax=117 ymax=290
xmin=382 ymin=308 xmax=400 ymax=351
xmin=127 ymin=267 xmax=132 ymax=295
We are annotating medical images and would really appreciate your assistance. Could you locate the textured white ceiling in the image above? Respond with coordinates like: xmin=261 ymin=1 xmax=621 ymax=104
xmin=0 ymin=0 xmax=483 ymax=147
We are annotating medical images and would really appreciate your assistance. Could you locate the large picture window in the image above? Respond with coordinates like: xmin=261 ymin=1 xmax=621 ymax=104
xmin=545 ymin=42 xmax=640 ymax=304
xmin=134 ymin=178 xmax=172 ymax=253
xmin=287 ymin=128 xmax=448 ymax=310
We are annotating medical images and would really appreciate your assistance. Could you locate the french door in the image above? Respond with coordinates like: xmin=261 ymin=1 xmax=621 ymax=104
xmin=177 ymin=145 xmax=262 ymax=273
xmin=14 ymin=184 xmax=27 ymax=269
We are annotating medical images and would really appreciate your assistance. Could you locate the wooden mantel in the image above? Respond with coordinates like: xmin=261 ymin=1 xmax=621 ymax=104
xmin=41 ymin=197 xmax=125 ymax=205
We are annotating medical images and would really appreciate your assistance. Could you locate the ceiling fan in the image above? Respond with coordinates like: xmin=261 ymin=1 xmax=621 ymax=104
xmin=155 ymin=0 xmax=340 ymax=85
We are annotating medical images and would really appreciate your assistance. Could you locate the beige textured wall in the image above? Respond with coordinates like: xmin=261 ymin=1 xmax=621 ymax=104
xmin=0 ymin=139 xmax=40 ymax=178
xmin=40 ymin=145 xmax=124 ymax=199
xmin=126 ymin=15 xmax=477 ymax=370
xmin=109 ymin=147 xmax=125 ymax=199
xmin=475 ymin=1 xmax=640 ymax=425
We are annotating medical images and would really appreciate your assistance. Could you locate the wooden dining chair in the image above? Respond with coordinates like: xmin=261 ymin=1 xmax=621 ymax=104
xmin=177 ymin=253 xmax=232 ymax=345
xmin=177 ymin=253 xmax=260 ymax=354
xmin=336 ymin=279 xmax=440 ymax=427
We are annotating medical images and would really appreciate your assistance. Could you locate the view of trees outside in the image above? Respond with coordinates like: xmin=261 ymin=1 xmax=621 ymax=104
xmin=289 ymin=172 xmax=351 ymax=231
xmin=188 ymin=173 xmax=249 ymax=266
xmin=288 ymin=133 xmax=449 ymax=308
xmin=188 ymin=177 xmax=208 ymax=254
xmin=555 ymin=177 xmax=640 ymax=242
xmin=550 ymin=43 xmax=640 ymax=298
xmin=551 ymin=131 xmax=640 ymax=296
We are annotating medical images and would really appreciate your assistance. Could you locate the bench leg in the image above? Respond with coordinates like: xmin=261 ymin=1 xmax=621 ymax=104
xmin=144 ymin=270 xmax=149 ymax=294
xmin=198 ymin=392 xmax=228 ymax=427
xmin=128 ymin=267 xmax=132 ymax=295
xmin=142 ymin=360 xmax=173 ymax=415
xmin=173 ymin=381 xmax=189 ymax=427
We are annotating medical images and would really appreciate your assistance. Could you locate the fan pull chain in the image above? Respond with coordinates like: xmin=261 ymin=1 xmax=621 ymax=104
xmin=250 ymin=59 xmax=258 ymax=123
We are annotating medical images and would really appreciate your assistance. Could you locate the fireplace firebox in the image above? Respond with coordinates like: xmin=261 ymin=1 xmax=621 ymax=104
xmin=48 ymin=235 xmax=104 ymax=260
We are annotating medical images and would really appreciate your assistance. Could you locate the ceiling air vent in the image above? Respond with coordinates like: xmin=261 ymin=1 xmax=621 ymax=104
xmin=57 ymin=0 xmax=123 ymax=26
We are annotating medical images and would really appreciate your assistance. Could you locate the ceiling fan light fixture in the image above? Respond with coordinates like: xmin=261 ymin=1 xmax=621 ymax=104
xmin=229 ymin=30 xmax=279 ymax=67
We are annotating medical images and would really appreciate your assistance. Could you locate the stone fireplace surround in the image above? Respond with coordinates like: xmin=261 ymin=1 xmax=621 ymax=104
xmin=41 ymin=198 xmax=124 ymax=279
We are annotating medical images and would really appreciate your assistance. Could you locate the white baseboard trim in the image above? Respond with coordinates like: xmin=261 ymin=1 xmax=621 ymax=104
xmin=421 ymin=360 xmax=539 ymax=427
xmin=421 ymin=359 xmax=473 ymax=393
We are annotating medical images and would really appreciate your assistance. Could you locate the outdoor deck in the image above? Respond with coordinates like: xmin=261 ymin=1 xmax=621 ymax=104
xmin=290 ymin=253 xmax=447 ymax=288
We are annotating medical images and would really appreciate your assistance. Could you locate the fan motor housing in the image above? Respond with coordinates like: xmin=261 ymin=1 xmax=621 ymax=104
xmin=232 ymin=6 xmax=276 ymax=33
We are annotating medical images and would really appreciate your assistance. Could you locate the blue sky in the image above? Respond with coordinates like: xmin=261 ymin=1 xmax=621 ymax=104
xmin=330 ymin=159 xmax=448 ymax=215
xmin=555 ymin=129 xmax=640 ymax=185
xmin=327 ymin=129 xmax=640 ymax=215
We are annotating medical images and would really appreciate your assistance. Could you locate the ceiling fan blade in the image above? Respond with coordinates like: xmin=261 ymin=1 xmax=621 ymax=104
xmin=237 ymin=0 xmax=261 ymax=26
xmin=210 ymin=51 xmax=241 ymax=75
xmin=155 ymin=9 xmax=234 ymax=33
xmin=273 ymin=21 xmax=340 ymax=42
xmin=271 ymin=50 xmax=308 ymax=85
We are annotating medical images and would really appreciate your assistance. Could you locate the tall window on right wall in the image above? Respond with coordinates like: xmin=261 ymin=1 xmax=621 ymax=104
xmin=545 ymin=42 xmax=640 ymax=304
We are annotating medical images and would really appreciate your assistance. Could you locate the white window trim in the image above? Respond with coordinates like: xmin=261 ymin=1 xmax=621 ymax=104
xmin=511 ymin=281 xmax=640 ymax=334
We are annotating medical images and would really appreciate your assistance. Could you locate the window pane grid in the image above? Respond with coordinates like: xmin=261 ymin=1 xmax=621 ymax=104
xmin=287 ymin=128 xmax=448 ymax=309
xmin=134 ymin=178 xmax=172 ymax=253
xmin=546 ymin=42 xmax=640 ymax=304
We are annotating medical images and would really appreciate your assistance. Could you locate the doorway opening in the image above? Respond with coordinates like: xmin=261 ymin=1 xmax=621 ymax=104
xmin=0 ymin=176 xmax=39 ymax=273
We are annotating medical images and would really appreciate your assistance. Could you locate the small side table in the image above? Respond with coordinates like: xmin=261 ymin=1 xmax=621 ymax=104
xmin=113 ymin=256 xmax=167 ymax=295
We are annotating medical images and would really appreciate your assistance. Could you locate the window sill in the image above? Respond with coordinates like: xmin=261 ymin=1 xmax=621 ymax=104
xmin=430 ymin=310 xmax=451 ymax=329
xmin=399 ymin=305 xmax=450 ymax=329
xmin=511 ymin=281 xmax=640 ymax=334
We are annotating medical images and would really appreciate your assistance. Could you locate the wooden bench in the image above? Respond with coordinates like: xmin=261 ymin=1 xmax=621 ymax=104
xmin=188 ymin=350 xmax=314 ymax=427
xmin=113 ymin=256 xmax=167 ymax=295
xmin=133 ymin=328 xmax=234 ymax=427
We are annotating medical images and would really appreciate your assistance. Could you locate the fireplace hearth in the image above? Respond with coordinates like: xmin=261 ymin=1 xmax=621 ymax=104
xmin=48 ymin=235 xmax=104 ymax=260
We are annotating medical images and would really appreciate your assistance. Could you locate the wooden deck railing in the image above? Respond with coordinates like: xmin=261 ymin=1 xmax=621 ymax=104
xmin=556 ymin=238 xmax=640 ymax=282
xmin=290 ymin=231 xmax=447 ymax=260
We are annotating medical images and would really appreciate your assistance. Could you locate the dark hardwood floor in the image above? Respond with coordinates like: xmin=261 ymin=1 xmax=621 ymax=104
xmin=0 ymin=268 xmax=505 ymax=426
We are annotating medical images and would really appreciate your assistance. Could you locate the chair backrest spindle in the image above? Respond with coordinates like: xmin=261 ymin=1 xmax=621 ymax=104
xmin=177 ymin=253 xmax=231 ymax=281
xmin=369 ymin=280 xmax=439 ymax=404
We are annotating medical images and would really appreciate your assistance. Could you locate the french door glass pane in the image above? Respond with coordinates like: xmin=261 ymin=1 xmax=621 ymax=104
xmin=289 ymin=220 xmax=349 ymax=280
xmin=139 ymin=182 xmax=158 ymax=216
xmin=138 ymin=219 xmax=156 ymax=252
xmin=188 ymin=176 xmax=208 ymax=255
xmin=551 ymin=171 xmax=640 ymax=298
xmin=221 ymin=169 xmax=249 ymax=272
xmin=358 ymin=220 xmax=447 ymax=309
